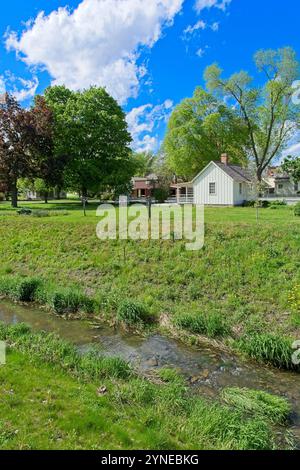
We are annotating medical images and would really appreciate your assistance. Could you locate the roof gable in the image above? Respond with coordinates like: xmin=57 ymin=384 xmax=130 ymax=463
xmin=192 ymin=161 xmax=251 ymax=184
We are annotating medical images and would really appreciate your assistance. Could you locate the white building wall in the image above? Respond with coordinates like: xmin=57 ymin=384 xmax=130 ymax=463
xmin=233 ymin=181 xmax=249 ymax=205
xmin=193 ymin=163 xmax=234 ymax=205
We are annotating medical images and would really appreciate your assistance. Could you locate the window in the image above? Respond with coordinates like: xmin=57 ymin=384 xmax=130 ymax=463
xmin=239 ymin=183 xmax=242 ymax=195
xmin=278 ymin=184 xmax=283 ymax=190
xmin=209 ymin=182 xmax=216 ymax=195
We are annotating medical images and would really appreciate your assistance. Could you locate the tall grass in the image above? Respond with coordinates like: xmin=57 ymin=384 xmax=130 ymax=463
xmin=221 ymin=387 xmax=292 ymax=424
xmin=0 ymin=322 xmax=131 ymax=379
xmin=236 ymin=333 xmax=298 ymax=371
xmin=173 ymin=311 xmax=230 ymax=338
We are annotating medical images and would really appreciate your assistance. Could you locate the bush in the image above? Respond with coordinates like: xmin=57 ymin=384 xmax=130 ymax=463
xmin=17 ymin=208 xmax=32 ymax=215
xmin=173 ymin=311 xmax=230 ymax=338
xmin=49 ymin=289 xmax=95 ymax=315
xmin=0 ymin=276 xmax=40 ymax=302
xmin=270 ymin=200 xmax=287 ymax=206
xmin=117 ymin=299 xmax=150 ymax=325
xmin=294 ymin=202 xmax=300 ymax=217
xmin=221 ymin=387 xmax=291 ymax=424
xmin=236 ymin=333 xmax=298 ymax=371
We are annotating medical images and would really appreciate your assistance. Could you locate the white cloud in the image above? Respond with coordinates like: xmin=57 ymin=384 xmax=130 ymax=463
xmin=196 ymin=47 xmax=205 ymax=57
xmin=211 ymin=21 xmax=219 ymax=31
xmin=0 ymin=76 xmax=6 ymax=95
xmin=284 ymin=143 xmax=300 ymax=157
xmin=6 ymin=0 xmax=183 ymax=104
xmin=194 ymin=0 xmax=231 ymax=13
xmin=184 ymin=19 xmax=206 ymax=35
xmin=0 ymin=73 xmax=39 ymax=102
xmin=127 ymin=99 xmax=174 ymax=152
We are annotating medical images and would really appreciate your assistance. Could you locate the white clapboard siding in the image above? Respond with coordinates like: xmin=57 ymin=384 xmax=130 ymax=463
xmin=193 ymin=162 xmax=234 ymax=205
xmin=233 ymin=181 xmax=248 ymax=206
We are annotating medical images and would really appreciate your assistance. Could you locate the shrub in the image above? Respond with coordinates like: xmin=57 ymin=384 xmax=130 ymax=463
xmin=294 ymin=202 xmax=300 ymax=217
xmin=270 ymin=200 xmax=287 ymax=207
xmin=17 ymin=208 xmax=32 ymax=215
xmin=117 ymin=299 xmax=150 ymax=325
xmin=236 ymin=333 xmax=298 ymax=371
xmin=0 ymin=276 xmax=40 ymax=302
xmin=49 ymin=289 xmax=95 ymax=315
xmin=173 ymin=311 xmax=229 ymax=338
xmin=221 ymin=387 xmax=291 ymax=424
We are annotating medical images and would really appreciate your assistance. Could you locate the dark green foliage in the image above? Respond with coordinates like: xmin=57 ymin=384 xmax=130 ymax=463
xmin=236 ymin=333 xmax=298 ymax=370
xmin=0 ymin=276 xmax=40 ymax=302
xmin=17 ymin=208 xmax=32 ymax=215
xmin=173 ymin=311 xmax=230 ymax=338
xmin=294 ymin=202 xmax=300 ymax=216
xmin=117 ymin=299 xmax=150 ymax=325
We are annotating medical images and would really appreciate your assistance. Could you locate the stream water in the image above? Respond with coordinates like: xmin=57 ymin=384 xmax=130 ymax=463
xmin=1 ymin=300 xmax=300 ymax=443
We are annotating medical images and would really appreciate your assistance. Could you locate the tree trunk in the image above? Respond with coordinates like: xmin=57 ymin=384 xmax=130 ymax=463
xmin=44 ymin=191 xmax=49 ymax=204
xmin=11 ymin=179 xmax=18 ymax=208
xmin=56 ymin=187 xmax=62 ymax=200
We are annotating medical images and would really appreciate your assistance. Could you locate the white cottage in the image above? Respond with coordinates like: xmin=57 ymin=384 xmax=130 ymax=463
xmin=174 ymin=154 xmax=252 ymax=206
xmin=193 ymin=154 xmax=252 ymax=206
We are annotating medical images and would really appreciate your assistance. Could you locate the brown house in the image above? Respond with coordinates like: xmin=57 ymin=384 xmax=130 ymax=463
xmin=131 ymin=174 xmax=158 ymax=199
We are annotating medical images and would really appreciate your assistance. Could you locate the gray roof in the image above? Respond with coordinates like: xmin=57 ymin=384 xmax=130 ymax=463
xmin=214 ymin=161 xmax=252 ymax=183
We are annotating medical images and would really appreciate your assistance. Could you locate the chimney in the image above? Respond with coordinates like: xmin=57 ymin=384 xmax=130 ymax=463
xmin=221 ymin=153 xmax=229 ymax=165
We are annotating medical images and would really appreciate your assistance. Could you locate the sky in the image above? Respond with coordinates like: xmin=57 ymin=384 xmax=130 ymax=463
xmin=0 ymin=0 xmax=300 ymax=156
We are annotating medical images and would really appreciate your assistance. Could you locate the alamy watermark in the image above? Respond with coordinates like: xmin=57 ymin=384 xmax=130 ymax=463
xmin=96 ymin=197 xmax=204 ymax=251
xmin=0 ymin=341 xmax=6 ymax=365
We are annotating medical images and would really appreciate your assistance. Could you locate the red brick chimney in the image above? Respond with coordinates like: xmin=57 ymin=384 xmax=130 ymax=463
xmin=221 ymin=153 xmax=229 ymax=165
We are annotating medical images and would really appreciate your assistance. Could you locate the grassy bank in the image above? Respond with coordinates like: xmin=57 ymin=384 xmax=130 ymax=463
xmin=0 ymin=322 xmax=292 ymax=450
xmin=0 ymin=201 xmax=300 ymax=368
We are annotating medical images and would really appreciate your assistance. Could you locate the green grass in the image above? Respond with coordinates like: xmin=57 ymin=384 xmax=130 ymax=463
xmin=0 ymin=200 xmax=300 ymax=366
xmin=0 ymin=322 xmax=286 ymax=450
xmin=236 ymin=333 xmax=299 ymax=371
xmin=221 ymin=387 xmax=292 ymax=424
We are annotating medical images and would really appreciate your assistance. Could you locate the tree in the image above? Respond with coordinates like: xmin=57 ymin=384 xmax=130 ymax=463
xmin=205 ymin=47 xmax=300 ymax=181
xmin=44 ymin=86 xmax=133 ymax=197
xmin=31 ymin=96 xmax=69 ymax=203
xmin=164 ymin=88 xmax=249 ymax=179
xmin=132 ymin=151 xmax=156 ymax=177
xmin=0 ymin=93 xmax=37 ymax=207
xmin=282 ymin=155 xmax=300 ymax=182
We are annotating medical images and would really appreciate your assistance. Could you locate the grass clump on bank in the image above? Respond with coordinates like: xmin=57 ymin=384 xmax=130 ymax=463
xmin=0 ymin=275 xmax=95 ymax=316
xmin=173 ymin=311 xmax=230 ymax=338
xmin=0 ymin=276 xmax=40 ymax=302
xmin=117 ymin=299 xmax=151 ymax=326
xmin=236 ymin=333 xmax=298 ymax=371
xmin=0 ymin=321 xmax=284 ymax=450
xmin=221 ymin=387 xmax=291 ymax=424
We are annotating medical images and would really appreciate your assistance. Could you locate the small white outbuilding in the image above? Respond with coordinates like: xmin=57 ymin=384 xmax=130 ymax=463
xmin=191 ymin=154 xmax=252 ymax=206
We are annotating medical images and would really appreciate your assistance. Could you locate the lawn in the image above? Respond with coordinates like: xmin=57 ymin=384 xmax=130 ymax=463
xmin=0 ymin=199 xmax=300 ymax=365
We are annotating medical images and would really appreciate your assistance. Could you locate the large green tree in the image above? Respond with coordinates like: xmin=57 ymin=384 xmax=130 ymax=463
xmin=164 ymin=88 xmax=249 ymax=179
xmin=205 ymin=47 xmax=300 ymax=181
xmin=44 ymin=86 xmax=133 ymax=196
xmin=282 ymin=155 xmax=300 ymax=182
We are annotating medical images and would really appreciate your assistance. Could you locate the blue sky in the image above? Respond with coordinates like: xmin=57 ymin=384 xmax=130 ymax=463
xmin=1 ymin=0 xmax=300 ymax=154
